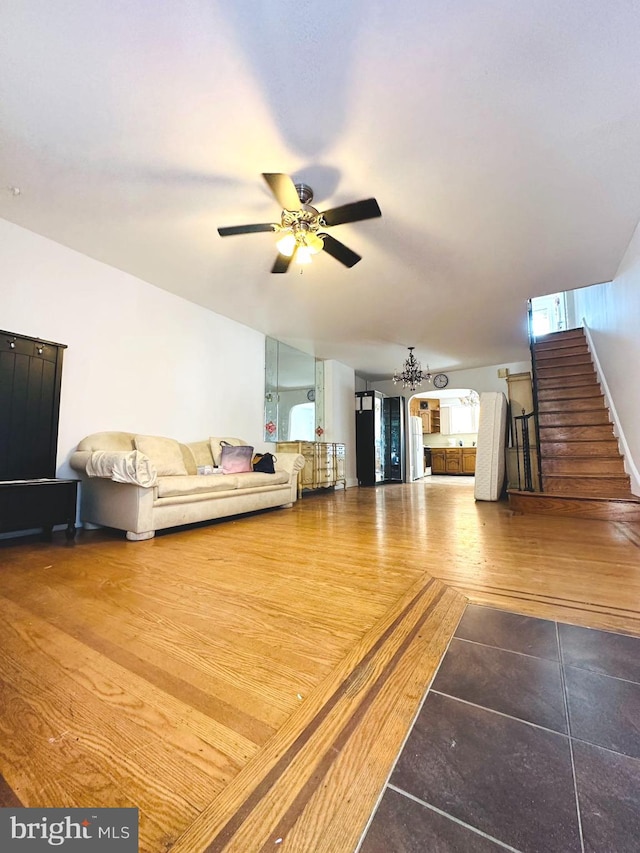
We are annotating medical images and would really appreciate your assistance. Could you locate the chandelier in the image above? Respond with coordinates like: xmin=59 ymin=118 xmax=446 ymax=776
xmin=460 ymin=390 xmax=480 ymax=406
xmin=393 ymin=347 xmax=431 ymax=391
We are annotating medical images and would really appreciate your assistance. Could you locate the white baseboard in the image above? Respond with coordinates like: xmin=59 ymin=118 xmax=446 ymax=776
xmin=583 ymin=322 xmax=640 ymax=496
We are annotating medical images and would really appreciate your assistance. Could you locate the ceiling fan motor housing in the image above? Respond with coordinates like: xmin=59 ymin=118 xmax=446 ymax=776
xmin=294 ymin=183 xmax=314 ymax=205
xmin=280 ymin=206 xmax=322 ymax=231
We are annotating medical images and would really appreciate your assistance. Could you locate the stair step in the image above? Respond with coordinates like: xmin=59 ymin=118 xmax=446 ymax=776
xmin=540 ymin=439 xmax=620 ymax=457
xmin=508 ymin=490 xmax=640 ymax=522
xmin=542 ymin=474 xmax=632 ymax=499
xmin=534 ymin=353 xmax=592 ymax=370
xmin=539 ymin=424 xmax=615 ymax=442
xmin=538 ymin=395 xmax=605 ymax=412
xmin=542 ymin=456 xmax=626 ymax=475
xmin=538 ymin=410 xmax=611 ymax=427
xmin=522 ymin=326 xmax=634 ymax=517
xmin=536 ymin=362 xmax=595 ymax=379
xmin=535 ymin=344 xmax=589 ymax=361
xmin=538 ymin=385 xmax=602 ymax=401
xmin=536 ymin=326 xmax=584 ymax=343
xmin=536 ymin=374 xmax=599 ymax=390
xmin=535 ymin=329 xmax=586 ymax=346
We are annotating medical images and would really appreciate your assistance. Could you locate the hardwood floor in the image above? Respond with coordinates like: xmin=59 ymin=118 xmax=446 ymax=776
xmin=1 ymin=477 xmax=639 ymax=851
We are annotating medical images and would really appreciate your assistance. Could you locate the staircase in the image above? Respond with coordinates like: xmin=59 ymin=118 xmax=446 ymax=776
xmin=509 ymin=328 xmax=640 ymax=521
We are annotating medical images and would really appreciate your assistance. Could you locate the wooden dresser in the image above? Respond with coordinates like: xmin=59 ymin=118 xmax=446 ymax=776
xmin=276 ymin=441 xmax=346 ymax=496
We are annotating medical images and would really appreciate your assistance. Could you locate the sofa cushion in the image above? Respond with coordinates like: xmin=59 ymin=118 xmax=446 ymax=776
xmin=234 ymin=471 xmax=290 ymax=488
xmin=76 ymin=431 xmax=136 ymax=453
xmin=134 ymin=435 xmax=188 ymax=476
xmin=156 ymin=474 xmax=238 ymax=498
xmin=179 ymin=443 xmax=198 ymax=475
xmin=186 ymin=440 xmax=216 ymax=470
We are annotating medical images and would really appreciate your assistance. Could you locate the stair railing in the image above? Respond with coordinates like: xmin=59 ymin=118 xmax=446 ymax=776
xmin=513 ymin=409 xmax=537 ymax=491
xmin=527 ymin=299 xmax=544 ymax=491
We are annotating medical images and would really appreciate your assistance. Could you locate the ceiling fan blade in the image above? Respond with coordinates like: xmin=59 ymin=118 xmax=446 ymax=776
xmin=321 ymin=198 xmax=381 ymax=227
xmin=262 ymin=173 xmax=302 ymax=211
xmin=217 ymin=223 xmax=275 ymax=237
xmin=320 ymin=234 xmax=361 ymax=268
xmin=271 ymin=251 xmax=295 ymax=273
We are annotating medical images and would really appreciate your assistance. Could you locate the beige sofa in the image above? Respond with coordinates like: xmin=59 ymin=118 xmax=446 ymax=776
xmin=70 ymin=432 xmax=305 ymax=541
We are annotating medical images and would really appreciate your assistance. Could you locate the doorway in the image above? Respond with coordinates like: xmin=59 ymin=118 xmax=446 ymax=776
xmin=408 ymin=389 xmax=480 ymax=480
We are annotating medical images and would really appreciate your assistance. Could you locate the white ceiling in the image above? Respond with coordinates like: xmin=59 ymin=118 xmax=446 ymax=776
xmin=2 ymin=1 xmax=640 ymax=379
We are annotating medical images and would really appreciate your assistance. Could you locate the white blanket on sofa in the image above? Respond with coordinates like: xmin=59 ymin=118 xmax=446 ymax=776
xmin=85 ymin=450 xmax=158 ymax=488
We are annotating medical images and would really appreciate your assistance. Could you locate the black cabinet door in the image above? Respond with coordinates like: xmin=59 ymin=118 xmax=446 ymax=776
xmin=0 ymin=330 xmax=66 ymax=480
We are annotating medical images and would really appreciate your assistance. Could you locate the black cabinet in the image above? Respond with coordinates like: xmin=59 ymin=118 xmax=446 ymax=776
xmin=0 ymin=330 xmax=66 ymax=480
xmin=355 ymin=392 xmax=405 ymax=486
xmin=0 ymin=479 xmax=77 ymax=539
xmin=0 ymin=329 xmax=75 ymax=538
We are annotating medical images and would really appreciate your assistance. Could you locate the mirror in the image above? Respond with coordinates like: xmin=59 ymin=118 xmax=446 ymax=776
xmin=264 ymin=338 xmax=324 ymax=442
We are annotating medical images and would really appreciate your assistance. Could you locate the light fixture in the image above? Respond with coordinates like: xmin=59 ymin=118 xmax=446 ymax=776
xmin=276 ymin=233 xmax=297 ymax=257
xmin=275 ymin=220 xmax=325 ymax=264
xmin=295 ymin=246 xmax=313 ymax=265
xmin=393 ymin=347 xmax=431 ymax=391
xmin=461 ymin=390 xmax=480 ymax=406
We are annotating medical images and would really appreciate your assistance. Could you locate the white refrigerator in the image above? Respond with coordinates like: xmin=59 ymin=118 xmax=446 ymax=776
xmin=410 ymin=416 xmax=425 ymax=480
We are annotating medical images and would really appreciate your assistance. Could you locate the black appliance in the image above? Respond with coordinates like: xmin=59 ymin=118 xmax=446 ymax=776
xmin=355 ymin=391 xmax=405 ymax=486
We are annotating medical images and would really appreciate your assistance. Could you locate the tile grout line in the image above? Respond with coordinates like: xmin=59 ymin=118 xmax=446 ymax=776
xmin=453 ymin=635 xmax=560 ymax=663
xmin=386 ymin=784 xmax=523 ymax=853
xmin=557 ymin=621 xmax=586 ymax=853
xmin=430 ymin=690 xmax=569 ymax=739
xmin=568 ymin=734 xmax=640 ymax=762
xmin=457 ymin=634 xmax=640 ymax=687
xmin=353 ymin=602 xmax=468 ymax=853
xmin=563 ymin=662 xmax=640 ymax=688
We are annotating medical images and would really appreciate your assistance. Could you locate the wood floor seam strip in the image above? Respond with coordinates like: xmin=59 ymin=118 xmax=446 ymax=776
xmin=194 ymin=578 xmax=441 ymax=853
xmin=254 ymin=586 xmax=449 ymax=852
xmin=459 ymin=583 xmax=640 ymax=617
xmin=0 ymin=771 xmax=23 ymax=807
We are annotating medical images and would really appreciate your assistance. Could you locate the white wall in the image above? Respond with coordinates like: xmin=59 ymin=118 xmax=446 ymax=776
xmin=324 ymin=359 xmax=357 ymax=487
xmin=572 ymin=221 xmax=640 ymax=493
xmin=1 ymin=219 xmax=266 ymax=478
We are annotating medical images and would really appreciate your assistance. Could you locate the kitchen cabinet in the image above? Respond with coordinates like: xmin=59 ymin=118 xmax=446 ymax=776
xmin=430 ymin=447 xmax=476 ymax=476
xmin=462 ymin=448 xmax=477 ymax=474
xmin=431 ymin=449 xmax=446 ymax=474
xmin=409 ymin=399 xmax=440 ymax=434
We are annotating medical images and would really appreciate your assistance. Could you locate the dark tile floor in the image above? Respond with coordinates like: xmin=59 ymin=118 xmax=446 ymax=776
xmin=358 ymin=605 xmax=640 ymax=853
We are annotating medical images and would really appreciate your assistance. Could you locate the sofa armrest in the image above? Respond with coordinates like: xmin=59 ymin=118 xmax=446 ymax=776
xmin=274 ymin=452 xmax=306 ymax=478
xmin=70 ymin=449 xmax=158 ymax=488
xmin=70 ymin=450 xmax=92 ymax=474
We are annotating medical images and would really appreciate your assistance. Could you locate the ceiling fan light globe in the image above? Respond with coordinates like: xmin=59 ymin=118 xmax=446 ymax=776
xmin=276 ymin=233 xmax=297 ymax=257
xmin=306 ymin=234 xmax=324 ymax=254
xmin=295 ymin=246 xmax=313 ymax=265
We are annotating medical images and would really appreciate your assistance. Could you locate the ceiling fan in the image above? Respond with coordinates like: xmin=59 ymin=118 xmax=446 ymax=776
xmin=217 ymin=173 xmax=381 ymax=273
